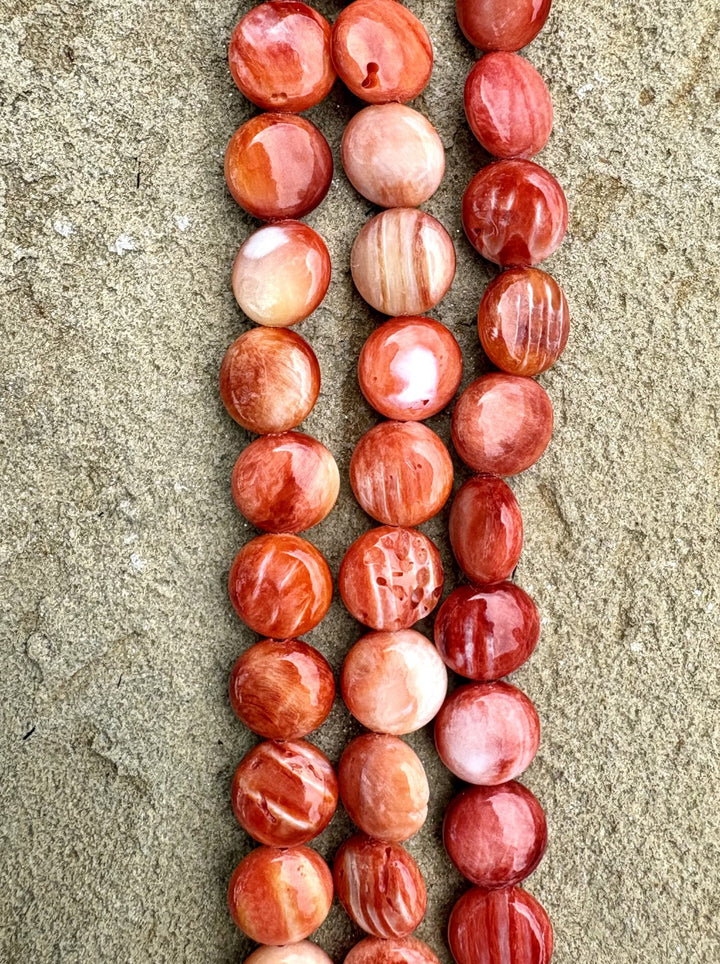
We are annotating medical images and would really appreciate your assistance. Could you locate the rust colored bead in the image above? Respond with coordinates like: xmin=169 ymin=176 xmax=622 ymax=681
xmin=334 ymin=835 xmax=427 ymax=938
xmin=434 ymin=583 xmax=539 ymax=681
xmin=345 ymin=937 xmax=440 ymax=964
xmin=452 ymin=374 xmax=553 ymax=476
xmin=448 ymin=886 xmax=554 ymax=964
xmin=245 ymin=943 xmax=334 ymax=964
xmin=229 ymin=534 xmax=332 ymax=637
xmin=225 ymin=114 xmax=333 ymax=221
xmin=229 ymin=2 xmax=335 ymax=113
xmin=456 ymin=0 xmax=552 ymax=52
xmin=228 ymin=845 xmax=333 ymax=944
xmin=232 ymin=739 xmax=338 ymax=847
xmin=462 ymin=160 xmax=567 ymax=267
xmin=435 ymin=681 xmax=540 ymax=785
xmin=464 ymin=53 xmax=553 ymax=159
xmin=232 ymin=432 xmax=339 ymax=533
xmin=449 ymin=476 xmax=523 ymax=585
xmin=339 ymin=526 xmax=444 ymax=630
xmin=331 ymin=0 xmax=433 ymax=104
xmin=444 ymin=782 xmax=547 ymax=888
xmin=350 ymin=421 xmax=453 ymax=526
xmin=229 ymin=638 xmax=335 ymax=740
xmin=358 ymin=317 xmax=463 ymax=421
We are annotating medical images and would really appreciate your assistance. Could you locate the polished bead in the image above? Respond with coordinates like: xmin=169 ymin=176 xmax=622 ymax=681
xmin=228 ymin=846 xmax=333 ymax=944
xmin=448 ymin=886 xmax=554 ymax=964
xmin=341 ymin=630 xmax=448 ymax=734
xmin=245 ymin=942 xmax=334 ymax=964
xmin=229 ymin=639 xmax=335 ymax=740
xmin=232 ymin=432 xmax=339 ymax=533
xmin=225 ymin=114 xmax=333 ymax=221
xmin=229 ymin=2 xmax=335 ymax=113
xmin=229 ymin=534 xmax=332 ymax=637
xmin=350 ymin=421 xmax=453 ymax=526
xmin=342 ymin=104 xmax=444 ymax=208
xmin=351 ymin=209 xmax=456 ymax=316
xmin=339 ymin=526 xmax=444 ymax=630
xmin=435 ymin=681 xmax=540 ymax=785
xmin=334 ymin=835 xmax=427 ymax=938
xmin=462 ymin=160 xmax=567 ymax=267
xmin=220 ymin=328 xmax=320 ymax=435
xmin=464 ymin=52 xmax=553 ymax=158
xmin=331 ymin=0 xmax=433 ymax=104
xmin=358 ymin=317 xmax=463 ymax=421
xmin=232 ymin=739 xmax=338 ymax=847
xmin=478 ymin=267 xmax=569 ymax=376
xmin=434 ymin=583 xmax=539 ymax=681
xmin=345 ymin=937 xmax=440 ymax=964
xmin=456 ymin=0 xmax=552 ymax=52
xmin=444 ymin=782 xmax=547 ymax=888
xmin=452 ymin=374 xmax=553 ymax=476
xmin=232 ymin=221 xmax=331 ymax=327
xmin=449 ymin=476 xmax=523 ymax=584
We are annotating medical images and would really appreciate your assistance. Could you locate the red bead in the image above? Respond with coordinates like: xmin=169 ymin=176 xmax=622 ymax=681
xmin=245 ymin=943 xmax=333 ymax=964
xmin=448 ymin=886 xmax=554 ymax=964
xmin=228 ymin=845 xmax=333 ymax=943
xmin=229 ymin=534 xmax=332 ymax=637
xmin=444 ymin=782 xmax=547 ymax=888
xmin=232 ymin=739 xmax=338 ymax=847
xmin=334 ymin=835 xmax=427 ymax=938
xmin=229 ymin=2 xmax=335 ymax=113
xmin=225 ymin=114 xmax=332 ymax=221
xmin=358 ymin=317 xmax=463 ymax=421
xmin=332 ymin=0 xmax=433 ymax=104
xmin=449 ymin=476 xmax=523 ymax=584
xmin=434 ymin=583 xmax=539 ymax=681
xmin=229 ymin=639 xmax=335 ymax=740
xmin=464 ymin=53 xmax=553 ymax=159
xmin=232 ymin=432 xmax=339 ymax=533
xmin=478 ymin=267 xmax=569 ymax=376
xmin=456 ymin=0 xmax=552 ymax=52
xmin=435 ymin=681 xmax=540 ymax=785
xmin=350 ymin=421 xmax=453 ymax=526
xmin=339 ymin=526 xmax=444 ymax=630
xmin=452 ymin=374 xmax=553 ymax=476
xmin=462 ymin=160 xmax=567 ymax=267
xmin=345 ymin=937 xmax=440 ymax=964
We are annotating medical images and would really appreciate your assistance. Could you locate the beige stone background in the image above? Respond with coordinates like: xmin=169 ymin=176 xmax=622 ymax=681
xmin=2 ymin=0 xmax=720 ymax=961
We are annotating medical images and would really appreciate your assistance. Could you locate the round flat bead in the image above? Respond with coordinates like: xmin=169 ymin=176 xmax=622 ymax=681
xmin=232 ymin=221 xmax=331 ymax=328
xmin=232 ymin=739 xmax=338 ymax=847
xmin=345 ymin=937 xmax=440 ymax=964
xmin=331 ymin=0 xmax=433 ymax=104
xmin=464 ymin=53 xmax=553 ymax=158
xmin=350 ymin=421 xmax=453 ymax=526
xmin=339 ymin=526 xmax=444 ymax=630
xmin=229 ymin=639 xmax=335 ymax=740
xmin=245 ymin=943 xmax=334 ymax=964
xmin=351 ymin=209 xmax=456 ymax=316
xmin=334 ymin=835 xmax=427 ymax=938
xmin=456 ymin=0 xmax=552 ymax=52
xmin=444 ymin=782 xmax=547 ymax=888
xmin=434 ymin=583 xmax=539 ymax=681
xmin=478 ymin=267 xmax=569 ymax=376
xmin=358 ymin=317 xmax=463 ymax=421
xmin=448 ymin=886 xmax=554 ymax=964
xmin=452 ymin=374 xmax=554 ymax=476
xmin=449 ymin=476 xmax=523 ymax=584
xmin=229 ymin=2 xmax=335 ymax=113
xmin=462 ymin=160 xmax=567 ymax=267
xmin=341 ymin=630 xmax=448 ymax=734
xmin=232 ymin=432 xmax=339 ymax=533
xmin=228 ymin=846 xmax=333 ymax=944
xmin=435 ymin=681 xmax=540 ymax=785
xmin=229 ymin=534 xmax=332 ymax=637
xmin=220 ymin=328 xmax=320 ymax=434
xmin=342 ymin=104 xmax=444 ymax=207
xmin=225 ymin=114 xmax=333 ymax=221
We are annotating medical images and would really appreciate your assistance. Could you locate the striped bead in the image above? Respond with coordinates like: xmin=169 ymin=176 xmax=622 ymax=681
xmin=448 ymin=887 xmax=554 ymax=964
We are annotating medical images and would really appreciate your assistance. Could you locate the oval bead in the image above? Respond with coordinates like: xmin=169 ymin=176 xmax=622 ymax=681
xmin=462 ymin=159 xmax=567 ymax=267
xmin=229 ymin=534 xmax=332 ymax=637
xmin=435 ymin=681 xmax=540 ymax=785
xmin=456 ymin=0 xmax=552 ymax=52
xmin=245 ymin=943 xmax=334 ymax=964
xmin=449 ymin=476 xmax=523 ymax=584
xmin=351 ymin=208 xmax=456 ymax=316
xmin=225 ymin=114 xmax=333 ymax=221
xmin=345 ymin=937 xmax=440 ymax=964
xmin=448 ymin=886 xmax=554 ymax=964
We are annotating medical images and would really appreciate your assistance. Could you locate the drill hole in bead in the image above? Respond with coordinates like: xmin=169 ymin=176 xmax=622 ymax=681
xmin=362 ymin=62 xmax=380 ymax=89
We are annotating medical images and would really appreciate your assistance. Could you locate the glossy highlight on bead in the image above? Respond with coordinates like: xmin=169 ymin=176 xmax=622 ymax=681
xmin=456 ymin=0 xmax=553 ymax=52
xmin=449 ymin=475 xmax=523 ymax=584
xmin=448 ymin=886 xmax=554 ymax=964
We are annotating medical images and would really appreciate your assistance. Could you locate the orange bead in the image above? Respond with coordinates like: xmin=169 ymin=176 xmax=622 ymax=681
xmin=344 ymin=937 xmax=440 ymax=964
xmin=449 ymin=886 xmax=554 ymax=964
xmin=456 ymin=0 xmax=552 ymax=52
xmin=449 ymin=476 xmax=523 ymax=584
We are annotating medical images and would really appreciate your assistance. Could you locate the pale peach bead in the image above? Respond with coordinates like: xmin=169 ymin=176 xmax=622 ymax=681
xmin=245 ymin=944 xmax=334 ymax=964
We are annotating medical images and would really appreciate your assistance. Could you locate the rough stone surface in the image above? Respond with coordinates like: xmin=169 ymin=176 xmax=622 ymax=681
xmin=1 ymin=1 xmax=719 ymax=962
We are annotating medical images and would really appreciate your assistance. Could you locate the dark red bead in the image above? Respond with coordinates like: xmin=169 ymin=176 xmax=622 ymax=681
xmin=456 ymin=0 xmax=553 ymax=52
xmin=448 ymin=886 xmax=554 ymax=964
xmin=449 ymin=476 xmax=523 ymax=585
